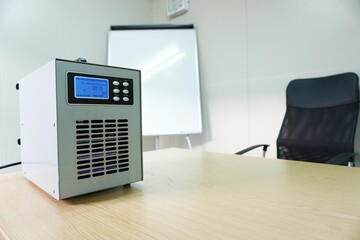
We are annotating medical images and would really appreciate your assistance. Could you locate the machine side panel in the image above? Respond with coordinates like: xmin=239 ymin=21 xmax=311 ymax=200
xmin=19 ymin=60 xmax=60 ymax=199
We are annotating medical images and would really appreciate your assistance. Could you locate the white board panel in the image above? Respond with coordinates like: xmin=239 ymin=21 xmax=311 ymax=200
xmin=108 ymin=25 xmax=202 ymax=136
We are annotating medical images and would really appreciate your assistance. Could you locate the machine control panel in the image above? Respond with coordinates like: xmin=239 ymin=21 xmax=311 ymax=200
xmin=67 ymin=72 xmax=134 ymax=105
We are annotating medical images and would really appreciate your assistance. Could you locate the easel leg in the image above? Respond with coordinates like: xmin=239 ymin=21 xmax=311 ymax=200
xmin=185 ymin=135 xmax=192 ymax=149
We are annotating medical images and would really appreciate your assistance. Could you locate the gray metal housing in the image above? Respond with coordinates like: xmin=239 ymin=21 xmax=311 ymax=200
xmin=19 ymin=59 xmax=142 ymax=200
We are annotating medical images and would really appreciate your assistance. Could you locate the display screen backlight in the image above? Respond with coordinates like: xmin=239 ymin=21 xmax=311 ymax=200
xmin=74 ymin=76 xmax=109 ymax=99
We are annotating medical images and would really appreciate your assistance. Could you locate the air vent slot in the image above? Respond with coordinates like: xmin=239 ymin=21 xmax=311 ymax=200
xmin=75 ymin=119 xmax=130 ymax=180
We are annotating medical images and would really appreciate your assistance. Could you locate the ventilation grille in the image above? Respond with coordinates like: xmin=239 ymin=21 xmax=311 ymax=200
xmin=76 ymin=119 xmax=130 ymax=180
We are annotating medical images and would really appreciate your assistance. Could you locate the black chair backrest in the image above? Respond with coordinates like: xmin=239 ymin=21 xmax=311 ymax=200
xmin=277 ymin=72 xmax=359 ymax=164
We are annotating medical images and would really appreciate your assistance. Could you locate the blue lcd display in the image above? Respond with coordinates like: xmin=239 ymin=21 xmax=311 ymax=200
xmin=74 ymin=76 xmax=109 ymax=99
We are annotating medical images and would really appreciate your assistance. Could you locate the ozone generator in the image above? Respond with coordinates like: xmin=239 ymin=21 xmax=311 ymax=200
xmin=19 ymin=59 xmax=142 ymax=200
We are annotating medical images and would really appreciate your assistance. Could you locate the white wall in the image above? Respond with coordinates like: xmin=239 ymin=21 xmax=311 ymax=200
xmin=247 ymin=0 xmax=360 ymax=159
xmin=2 ymin=0 xmax=360 ymax=170
xmin=0 ymin=0 xmax=152 ymax=171
xmin=151 ymin=0 xmax=360 ymax=163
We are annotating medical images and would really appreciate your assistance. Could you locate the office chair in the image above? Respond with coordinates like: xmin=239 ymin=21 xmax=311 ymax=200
xmin=236 ymin=72 xmax=359 ymax=166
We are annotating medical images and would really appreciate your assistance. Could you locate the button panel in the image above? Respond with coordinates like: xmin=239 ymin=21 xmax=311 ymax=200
xmin=67 ymin=72 xmax=134 ymax=105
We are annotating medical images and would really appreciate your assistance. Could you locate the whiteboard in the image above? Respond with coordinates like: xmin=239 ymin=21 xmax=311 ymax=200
xmin=108 ymin=25 xmax=202 ymax=136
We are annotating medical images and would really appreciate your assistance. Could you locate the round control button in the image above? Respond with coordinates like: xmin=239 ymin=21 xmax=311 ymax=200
xmin=113 ymin=96 xmax=120 ymax=101
xmin=113 ymin=81 xmax=120 ymax=86
xmin=113 ymin=89 xmax=120 ymax=93
xmin=123 ymin=82 xmax=129 ymax=87
xmin=122 ymin=89 xmax=129 ymax=94
xmin=123 ymin=97 xmax=129 ymax=102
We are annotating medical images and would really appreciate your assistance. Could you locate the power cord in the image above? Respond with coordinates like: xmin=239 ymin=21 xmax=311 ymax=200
xmin=0 ymin=162 xmax=21 ymax=170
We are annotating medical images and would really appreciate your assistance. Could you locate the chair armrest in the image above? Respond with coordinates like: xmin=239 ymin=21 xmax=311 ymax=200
xmin=325 ymin=152 xmax=356 ymax=166
xmin=235 ymin=144 xmax=270 ymax=157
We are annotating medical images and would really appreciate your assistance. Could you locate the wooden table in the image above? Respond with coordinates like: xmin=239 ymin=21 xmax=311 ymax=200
xmin=1 ymin=148 xmax=360 ymax=239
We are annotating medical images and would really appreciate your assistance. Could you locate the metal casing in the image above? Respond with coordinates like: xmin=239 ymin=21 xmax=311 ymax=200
xmin=19 ymin=59 xmax=142 ymax=200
